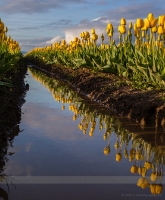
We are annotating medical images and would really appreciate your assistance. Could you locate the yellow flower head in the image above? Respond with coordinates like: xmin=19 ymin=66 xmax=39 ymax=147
xmin=158 ymin=15 xmax=165 ymax=26
xmin=129 ymin=22 xmax=132 ymax=29
xmin=136 ymin=18 xmax=144 ymax=28
xmin=116 ymin=153 xmax=122 ymax=162
xmin=91 ymin=28 xmax=95 ymax=34
xmin=151 ymin=26 xmax=157 ymax=33
xmin=158 ymin=25 xmax=164 ymax=34
xmin=107 ymin=23 xmax=112 ymax=30
xmin=119 ymin=25 xmax=126 ymax=34
xmin=104 ymin=146 xmax=110 ymax=156
xmin=120 ymin=18 xmax=126 ymax=25
xmin=147 ymin=13 xmax=158 ymax=28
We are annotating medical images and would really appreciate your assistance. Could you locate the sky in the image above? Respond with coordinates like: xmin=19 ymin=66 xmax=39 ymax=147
xmin=0 ymin=0 xmax=165 ymax=52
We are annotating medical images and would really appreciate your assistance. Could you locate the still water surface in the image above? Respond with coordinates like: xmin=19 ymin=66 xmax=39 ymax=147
xmin=0 ymin=68 xmax=165 ymax=200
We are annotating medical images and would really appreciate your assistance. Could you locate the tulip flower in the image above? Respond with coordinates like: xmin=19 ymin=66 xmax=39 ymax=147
xmin=158 ymin=15 xmax=165 ymax=26
xmin=129 ymin=22 xmax=132 ymax=29
xmin=151 ymin=26 xmax=158 ymax=33
xmin=119 ymin=25 xmax=126 ymax=34
xmin=158 ymin=26 xmax=164 ymax=34
xmin=120 ymin=18 xmax=126 ymax=25
xmin=91 ymin=28 xmax=95 ymax=34
xmin=116 ymin=153 xmax=122 ymax=162
xmin=136 ymin=18 xmax=144 ymax=28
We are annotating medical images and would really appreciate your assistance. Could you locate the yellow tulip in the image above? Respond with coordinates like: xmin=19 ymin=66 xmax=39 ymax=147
xmin=143 ymin=18 xmax=150 ymax=29
xmin=92 ymin=34 xmax=98 ymax=41
xmin=101 ymin=44 xmax=105 ymax=49
xmin=150 ymin=184 xmax=157 ymax=195
xmin=130 ymin=165 xmax=138 ymax=173
xmin=72 ymin=114 xmax=77 ymax=121
xmin=108 ymin=31 xmax=113 ymax=37
xmin=150 ymin=172 xmax=157 ymax=182
xmin=106 ymin=28 xmax=110 ymax=34
xmin=156 ymin=184 xmax=163 ymax=194
xmin=142 ymin=167 xmax=147 ymax=177
xmin=151 ymin=18 xmax=158 ymax=28
xmin=141 ymin=24 xmax=148 ymax=31
xmin=72 ymin=42 xmax=76 ymax=48
xmin=136 ymin=18 xmax=144 ymax=28
xmin=129 ymin=22 xmax=132 ymax=29
xmin=158 ymin=26 xmax=164 ymax=34
xmin=81 ymin=32 xmax=85 ymax=38
xmin=89 ymin=131 xmax=93 ymax=137
xmin=119 ymin=25 xmax=126 ymax=34
xmin=137 ymin=177 xmax=144 ymax=187
xmin=147 ymin=13 xmax=158 ymax=28
xmin=144 ymin=161 xmax=152 ymax=170
xmin=141 ymin=183 xmax=148 ymax=189
xmin=107 ymin=23 xmax=112 ymax=29
xmin=104 ymin=146 xmax=110 ymax=156
xmin=116 ymin=153 xmax=122 ymax=162
xmin=91 ymin=28 xmax=95 ymax=34
xmin=120 ymin=18 xmax=126 ymax=25
xmin=158 ymin=15 xmax=165 ymax=26
xmin=148 ymin=13 xmax=154 ymax=22
xmin=151 ymin=26 xmax=157 ymax=33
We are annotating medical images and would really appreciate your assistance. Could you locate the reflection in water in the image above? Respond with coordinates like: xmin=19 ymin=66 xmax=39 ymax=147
xmin=0 ymin=125 xmax=22 ymax=199
xmin=29 ymin=68 xmax=165 ymax=195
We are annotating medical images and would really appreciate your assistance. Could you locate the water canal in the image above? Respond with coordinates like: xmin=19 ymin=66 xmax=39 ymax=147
xmin=0 ymin=67 xmax=165 ymax=200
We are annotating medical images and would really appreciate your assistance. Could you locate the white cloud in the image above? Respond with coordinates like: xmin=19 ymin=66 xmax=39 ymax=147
xmin=44 ymin=36 xmax=64 ymax=45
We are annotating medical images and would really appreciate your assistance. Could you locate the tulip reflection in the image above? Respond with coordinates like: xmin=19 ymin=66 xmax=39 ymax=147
xmin=29 ymin=68 xmax=165 ymax=195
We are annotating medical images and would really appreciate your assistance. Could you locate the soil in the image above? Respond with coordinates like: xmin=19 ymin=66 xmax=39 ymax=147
xmin=25 ymin=57 xmax=165 ymax=130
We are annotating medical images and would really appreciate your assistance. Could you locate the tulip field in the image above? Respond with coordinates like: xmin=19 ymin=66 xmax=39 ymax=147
xmin=25 ymin=13 xmax=165 ymax=90
xmin=0 ymin=18 xmax=22 ymax=88
xmin=1 ymin=12 xmax=165 ymax=198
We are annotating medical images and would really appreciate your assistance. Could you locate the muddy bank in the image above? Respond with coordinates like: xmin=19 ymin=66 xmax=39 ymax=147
xmin=26 ymin=57 xmax=165 ymax=129
xmin=0 ymin=58 xmax=27 ymax=134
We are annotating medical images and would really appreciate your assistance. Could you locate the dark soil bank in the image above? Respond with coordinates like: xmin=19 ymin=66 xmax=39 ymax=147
xmin=26 ymin=57 xmax=165 ymax=129
xmin=0 ymin=59 xmax=27 ymax=134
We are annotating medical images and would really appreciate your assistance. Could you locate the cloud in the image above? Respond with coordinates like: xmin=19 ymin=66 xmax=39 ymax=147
xmin=21 ymin=103 xmax=86 ymax=142
xmin=19 ymin=36 xmax=64 ymax=51
xmin=97 ymin=0 xmax=107 ymax=5
xmin=19 ymin=37 xmax=53 ymax=51
xmin=104 ymin=0 xmax=165 ymax=20
xmin=44 ymin=36 xmax=64 ymax=45
xmin=49 ymin=19 xmax=72 ymax=26
xmin=0 ymin=0 xmax=88 ymax=14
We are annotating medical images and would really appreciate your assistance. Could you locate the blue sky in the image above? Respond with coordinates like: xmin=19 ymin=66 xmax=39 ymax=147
xmin=0 ymin=0 xmax=165 ymax=52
